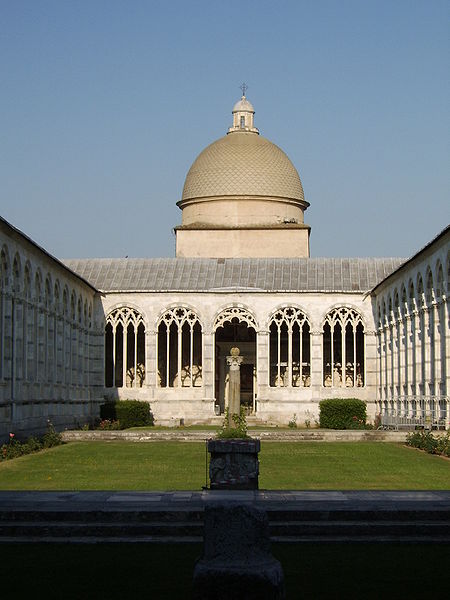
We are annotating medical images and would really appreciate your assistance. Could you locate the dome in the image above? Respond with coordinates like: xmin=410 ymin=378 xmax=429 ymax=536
xmin=181 ymin=132 xmax=305 ymax=203
xmin=232 ymin=97 xmax=255 ymax=113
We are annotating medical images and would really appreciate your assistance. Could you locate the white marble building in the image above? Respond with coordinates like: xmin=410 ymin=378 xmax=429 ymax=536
xmin=0 ymin=218 xmax=104 ymax=439
xmin=1 ymin=93 xmax=448 ymax=438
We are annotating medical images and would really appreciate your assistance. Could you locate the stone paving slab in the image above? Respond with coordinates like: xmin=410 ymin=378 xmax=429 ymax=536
xmin=2 ymin=491 xmax=449 ymax=543
xmin=1 ymin=490 xmax=450 ymax=512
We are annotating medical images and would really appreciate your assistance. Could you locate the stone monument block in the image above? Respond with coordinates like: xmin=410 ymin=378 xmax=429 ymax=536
xmin=208 ymin=438 xmax=260 ymax=490
xmin=192 ymin=503 xmax=285 ymax=599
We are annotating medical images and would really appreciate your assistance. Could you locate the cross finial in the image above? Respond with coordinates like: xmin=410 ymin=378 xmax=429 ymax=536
xmin=240 ymin=82 xmax=248 ymax=97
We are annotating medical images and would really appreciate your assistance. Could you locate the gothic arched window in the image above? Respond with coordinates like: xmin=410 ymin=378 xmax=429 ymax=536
xmin=105 ymin=307 xmax=146 ymax=388
xmin=323 ymin=307 xmax=365 ymax=388
xmin=269 ymin=307 xmax=311 ymax=387
xmin=157 ymin=307 xmax=202 ymax=388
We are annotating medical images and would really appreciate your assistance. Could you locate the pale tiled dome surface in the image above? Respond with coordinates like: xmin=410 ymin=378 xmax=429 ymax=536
xmin=182 ymin=132 xmax=305 ymax=202
xmin=232 ymin=97 xmax=255 ymax=113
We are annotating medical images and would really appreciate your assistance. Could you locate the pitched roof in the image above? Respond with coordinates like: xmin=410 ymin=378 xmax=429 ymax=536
xmin=0 ymin=216 xmax=98 ymax=292
xmin=63 ymin=257 xmax=404 ymax=293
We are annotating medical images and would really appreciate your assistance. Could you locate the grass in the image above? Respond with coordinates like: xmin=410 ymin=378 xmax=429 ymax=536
xmin=2 ymin=542 xmax=450 ymax=599
xmin=0 ymin=442 xmax=449 ymax=490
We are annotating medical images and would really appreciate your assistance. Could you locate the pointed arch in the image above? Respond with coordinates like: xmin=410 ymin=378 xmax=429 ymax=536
xmin=12 ymin=253 xmax=22 ymax=293
xmin=322 ymin=306 xmax=365 ymax=388
xmin=105 ymin=306 xmax=147 ymax=388
xmin=400 ymin=285 xmax=408 ymax=316
xmin=425 ymin=267 xmax=434 ymax=306
xmin=416 ymin=273 xmax=424 ymax=307
xmin=24 ymin=262 xmax=32 ymax=298
xmin=408 ymin=279 xmax=415 ymax=312
xmin=214 ymin=305 xmax=257 ymax=331
xmin=156 ymin=306 xmax=202 ymax=388
xmin=268 ymin=306 xmax=311 ymax=387
xmin=1 ymin=244 xmax=10 ymax=289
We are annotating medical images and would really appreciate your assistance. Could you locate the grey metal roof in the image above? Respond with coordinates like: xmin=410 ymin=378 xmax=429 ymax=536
xmin=0 ymin=216 xmax=98 ymax=292
xmin=63 ymin=257 xmax=405 ymax=293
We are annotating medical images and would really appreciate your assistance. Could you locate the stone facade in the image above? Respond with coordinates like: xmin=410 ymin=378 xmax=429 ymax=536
xmin=98 ymin=289 xmax=378 ymax=426
xmin=0 ymin=218 xmax=104 ymax=440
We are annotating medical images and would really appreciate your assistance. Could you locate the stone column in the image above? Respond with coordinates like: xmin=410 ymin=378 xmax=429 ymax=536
xmin=412 ymin=310 xmax=421 ymax=395
xmin=382 ymin=325 xmax=388 ymax=402
xmin=202 ymin=330 xmax=214 ymax=401
xmin=442 ymin=299 xmax=449 ymax=398
xmin=392 ymin=321 xmax=399 ymax=401
xmin=310 ymin=330 xmax=322 ymax=392
xmin=386 ymin=324 xmax=392 ymax=404
xmin=406 ymin=314 xmax=414 ymax=397
xmin=364 ymin=329 xmax=377 ymax=391
xmin=375 ymin=329 xmax=382 ymax=413
xmin=146 ymin=329 xmax=156 ymax=395
xmin=363 ymin=329 xmax=376 ymax=420
xmin=226 ymin=347 xmax=243 ymax=428
xmin=423 ymin=308 xmax=431 ymax=395
xmin=256 ymin=330 xmax=269 ymax=405
xmin=2 ymin=291 xmax=12 ymax=395
xmin=431 ymin=302 xmax=440 ymax=395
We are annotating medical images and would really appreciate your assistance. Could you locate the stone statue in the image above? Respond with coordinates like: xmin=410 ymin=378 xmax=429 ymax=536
xmin=226 ymin=346 xmax=243 ymax=429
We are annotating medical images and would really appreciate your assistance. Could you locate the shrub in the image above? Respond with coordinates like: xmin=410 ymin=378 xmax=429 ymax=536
xmin=217 ymin=407 xmax=249 ymax=439
xmin=100 ymin=400 xmax=154 ymax=429
xmin=22 ymin=437 xmax=43 ymax=453
xmin=319 ymin=398 xmax=367 ymax=430
xmin=1 ymin=422 xmax=62 ymax=462
xmin=406 ymin=430 xmax=439 ymax=454
xmin=42 ymin=421 xmax=63 ymax=448
xmin=288 ymin=414 xmax=297 ymax=429
xmin=98 ymin=419 xmax=121 ymax=431
xmin=1 ymin=437 xmax=25 ymax=460
xmin=436 ymin=432 xmax=450 ymax=457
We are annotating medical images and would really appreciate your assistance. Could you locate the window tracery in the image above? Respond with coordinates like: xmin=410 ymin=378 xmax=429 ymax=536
xmin=157 ymin=307 xmax=202 ymax=387
xmin=105 ymin=307 xmax=146 ymax=388
xmin=214 ymin=306 xmax=257 ymax=330
xmin=322 ymin=307 xmax=365 ymax=388
xmin=269 ymin=307 xmax=311 ymax=387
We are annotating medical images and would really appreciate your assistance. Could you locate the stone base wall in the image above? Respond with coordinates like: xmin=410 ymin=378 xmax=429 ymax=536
xmin=0 ymin=396 xmax=104 ymax=442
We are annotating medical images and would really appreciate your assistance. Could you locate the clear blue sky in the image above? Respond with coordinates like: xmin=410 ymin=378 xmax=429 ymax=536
xmin=1 ymin=0 xmax=448 ymax=259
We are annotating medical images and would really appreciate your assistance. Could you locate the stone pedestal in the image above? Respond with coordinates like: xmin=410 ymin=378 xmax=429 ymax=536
xmin=192 ymin=504 xmax=285 ymax=600
xmin=208 ymin=438 xmax=260 ymax=490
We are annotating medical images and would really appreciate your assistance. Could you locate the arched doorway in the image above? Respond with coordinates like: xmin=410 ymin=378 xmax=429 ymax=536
xmin=214 ymin=307 xmax=257 ymax=415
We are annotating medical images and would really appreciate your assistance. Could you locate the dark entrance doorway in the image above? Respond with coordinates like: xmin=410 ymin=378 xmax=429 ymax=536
xmin=214 ymin=317 xmax=256 ymax=414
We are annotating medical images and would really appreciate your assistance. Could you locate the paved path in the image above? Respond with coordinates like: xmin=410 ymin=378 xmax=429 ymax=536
xmin=1 ymin=491 xmax=449 ymax=543
xmin=1 ymin=489 xmax=450 ymax=511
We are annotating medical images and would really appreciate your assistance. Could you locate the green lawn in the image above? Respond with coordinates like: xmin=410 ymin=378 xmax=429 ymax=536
xmin=3 ymin=543 xmax=450 ymax=599
xmin=0 ymin=442 xmax=449 ymax=490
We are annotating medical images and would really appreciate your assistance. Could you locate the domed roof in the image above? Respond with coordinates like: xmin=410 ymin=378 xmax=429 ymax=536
xmin=232 ymin=96 xmax=255 ymax=113
xmin=181 ymin=132 xmax=305 ymax=203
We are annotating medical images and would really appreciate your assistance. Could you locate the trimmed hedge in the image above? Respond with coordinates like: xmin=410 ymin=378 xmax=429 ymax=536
xmin=100 ymin=400 xmax=154 ymax=429
xmin=319 ymin=398 xmax=367 ymax=430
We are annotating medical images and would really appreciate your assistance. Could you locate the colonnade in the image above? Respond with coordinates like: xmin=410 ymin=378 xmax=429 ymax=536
xmin=375 ymin=256 xmax=449 ymax=428
xmin=105 ymin=304 xmax=369 ymax=397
